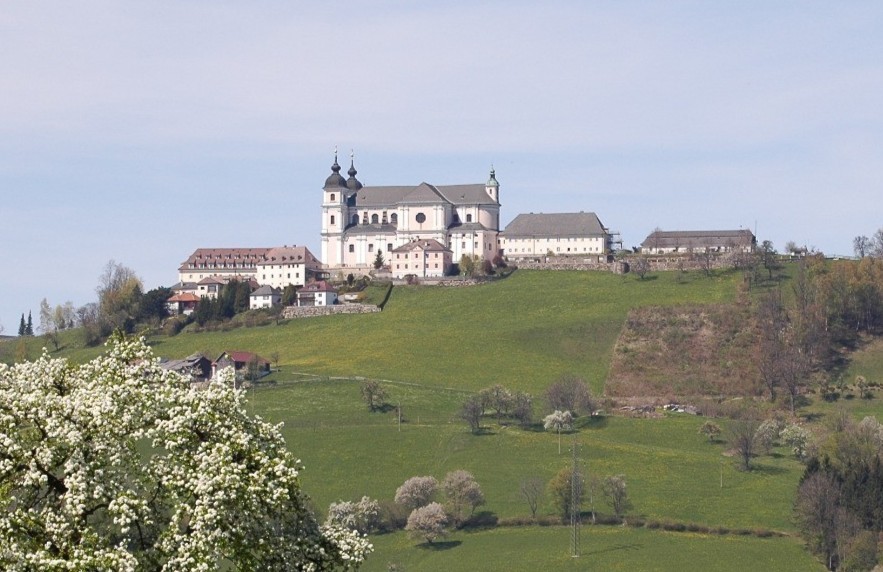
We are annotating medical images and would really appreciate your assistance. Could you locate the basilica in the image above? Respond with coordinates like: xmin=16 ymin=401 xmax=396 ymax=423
xmin=320 ymin=153 xmax=501 ymax=273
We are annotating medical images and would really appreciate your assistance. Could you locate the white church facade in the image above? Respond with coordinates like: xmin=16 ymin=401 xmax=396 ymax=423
xmin=320 ymin=154 xmax=501 ymax=274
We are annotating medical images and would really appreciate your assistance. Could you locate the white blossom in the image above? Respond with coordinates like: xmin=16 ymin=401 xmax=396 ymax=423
xmin=0 ymin=335 xmax=371 ymax=571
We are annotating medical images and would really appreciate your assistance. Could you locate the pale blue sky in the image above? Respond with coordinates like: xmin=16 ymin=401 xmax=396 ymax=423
xmin=2 ymin=1 xmax=882 ymax=332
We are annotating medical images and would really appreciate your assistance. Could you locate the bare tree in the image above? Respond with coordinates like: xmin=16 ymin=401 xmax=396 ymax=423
xmin=853 ymin=235 xmax=871 ymax=258
xmin=795 ymin=472 xmax=844 ymax=570
xmin=511 ymin=391 xmax=533 ymax=427
xmin=519 ymin=477 xmax=543 ymax=520
xmin=460 ymin=395 xmax=483 ymax=434
xmin=360 ymin=380 xmax=388 ymax=412
xmin=872 ymin=227 xmax=883 ymax=258
xmin=728 ymin=418 xmax=761 ymax=471
xmin=631 ymin=256 xmax=650 ymax=280
xmin=545 ymin=375 xmax=595 ymax=416
xmin=603 ymin=475 xmax=632 ymax=518
xmin=759 ymin=240 xmax=780 ymax=279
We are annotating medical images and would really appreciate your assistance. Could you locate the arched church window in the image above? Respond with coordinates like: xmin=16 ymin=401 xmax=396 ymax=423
xmin=330 ymin=215 xmax=335 ymax=225
xmin=390 ymin=213 xmax=398 ymax=225
xmin=352 ymin=214 xmax=359 ymax=226
xmin=371 ymin=214 xmax=379 ymax=224
xmin=330 ymin=193 xmax=336 ymax=202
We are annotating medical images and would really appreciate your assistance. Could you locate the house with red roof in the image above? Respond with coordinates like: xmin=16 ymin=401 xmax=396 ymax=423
xmin=296 ymin=281 xmax=338 ymax=307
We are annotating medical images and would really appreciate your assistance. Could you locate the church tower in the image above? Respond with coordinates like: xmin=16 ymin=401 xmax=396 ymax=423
xmin=320 ymin=151 xmax=351 ymax=268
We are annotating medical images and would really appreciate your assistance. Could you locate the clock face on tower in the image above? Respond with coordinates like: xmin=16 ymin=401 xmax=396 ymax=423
xmin=415 ymin=213 xmax=426 ymax=223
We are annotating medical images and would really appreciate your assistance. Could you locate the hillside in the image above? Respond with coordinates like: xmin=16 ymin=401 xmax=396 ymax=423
xmin=144 ymin=269 xmax=739 ymax=393
xmin=607 ymin=303 xmax=760 ymax=398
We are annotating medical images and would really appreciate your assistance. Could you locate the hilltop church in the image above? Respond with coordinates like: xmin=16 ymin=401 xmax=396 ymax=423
xmin=320 ymin=153 xmax=501 ymax=273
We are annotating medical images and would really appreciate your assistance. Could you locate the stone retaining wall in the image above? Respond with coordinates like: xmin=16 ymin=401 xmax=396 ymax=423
xmin=514 ymin=258 xmax=627 ymax=274
xmin=282 ymin=304 xmax=381 ymax=319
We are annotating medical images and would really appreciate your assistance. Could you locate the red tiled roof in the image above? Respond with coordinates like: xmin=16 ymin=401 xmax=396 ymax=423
xmin=299 ymin=280 xmax=337 ymax=293
xmin=224 ymin=351 xmax=269 ymax=365
xmin=167 ymin=293 xmax=200 ymax=302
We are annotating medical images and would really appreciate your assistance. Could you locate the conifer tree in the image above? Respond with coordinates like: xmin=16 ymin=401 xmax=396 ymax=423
xmin=25 ymin=312 xmax=34 ymax=336
xmin=18 ymin=314 xmax=25 ymax=336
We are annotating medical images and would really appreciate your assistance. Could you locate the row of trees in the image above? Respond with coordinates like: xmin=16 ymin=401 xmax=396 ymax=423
xmin=460 ymin=376 xmax=597 ymax=435
xmin=531 ymin=469 xmax=632 ymax=522
xmin=752 ymin=255 xmax=883 ymax=413
xmin=327 ymin=471 xmax=486 ymax=545
xmin=852 ymin=228 xmax=883 ymax=259
xmin=796 ymin=416 xmax=883 ymax=570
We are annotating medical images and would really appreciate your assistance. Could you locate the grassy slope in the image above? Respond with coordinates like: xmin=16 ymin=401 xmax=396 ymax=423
xmin=366 ymin=527 xmax=822 ymax=572
xmin=144 ymin=269 xmax=738 ymax=394
xmin=252 ymin=379 xmax=804 ymax=533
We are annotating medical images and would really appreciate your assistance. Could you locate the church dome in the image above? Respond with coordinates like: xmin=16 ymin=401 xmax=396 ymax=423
xmin=346 ymin=160 xmax=362 ymax=191
xmin=324 ymin=156 xmax=347 ymax=189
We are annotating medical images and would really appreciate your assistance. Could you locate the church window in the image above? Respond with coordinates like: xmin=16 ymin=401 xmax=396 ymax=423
xmin=387 ymin=243 xmax=393 ymax=252
xmin=390 ymin=213 xmax=398 ymax=225
xmin=330 ymin=215 xmax=335 ymax=225
xmin=351 ymin=214 xmax=359 ymax=226
xmin=371 ymin=214 xmax=379 ymax=224
xmin=349 ymin=244 xmax=355 ymax=253
xmin=330 ymin=193 xmax=335 ymax=201
xmin=415 ymin=212 xmax=426 ymax=223
xmin=369 ymin=244 xmax=374 ymax=252
xmin=466 ymin=214 xmax=472 ymax=223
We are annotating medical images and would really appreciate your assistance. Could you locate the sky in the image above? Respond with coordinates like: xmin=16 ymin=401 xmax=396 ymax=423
xmin=1 ymin=1 xmax=882 ymax=333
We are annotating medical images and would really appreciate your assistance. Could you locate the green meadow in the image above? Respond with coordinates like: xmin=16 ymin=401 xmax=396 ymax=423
xmin=6 ymin=267 xmax=883 ymax=570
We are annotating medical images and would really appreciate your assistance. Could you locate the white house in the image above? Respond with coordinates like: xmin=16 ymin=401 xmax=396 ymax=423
xmin=249 ymin=285 xmax=281 ymax=310
xmin=391 ymin=239 xmax=453 ymax=279
xmin=297 ymin=281 xmax=338 ymax=307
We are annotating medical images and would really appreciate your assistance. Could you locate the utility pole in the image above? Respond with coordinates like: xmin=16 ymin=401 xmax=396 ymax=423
xmin=570 ymin=437 xmax=581 ymax=558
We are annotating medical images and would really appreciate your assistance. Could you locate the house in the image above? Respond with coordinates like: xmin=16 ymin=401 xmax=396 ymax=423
xmin=250 ymin=285 xmax=282 ymax=310
xmin=640 ymin=229 xmax=756 ymax=254
xmin=177 ymin=245 xmax=321 ymax=289
xmin=500 ymin=212 xmax=614 ymax=259
xmin=212 ymin=351 xmax=271 ymax=380
xmin=297 ymin=281 xmax=338 ymax=307
xmin=255 ymin=246 xmax=323 ymax=289
xmin=159 ymin=353 xmax=212 ymax=381
xmin=166 ymin=292 xmax=200 ymax=316
xmin=196 ymin=276 xmax=227 ymax=300
xmin=391 ymin=238 xmax=454 ymax=279
xmin=320 ymin=152 xmax=501 ymax=272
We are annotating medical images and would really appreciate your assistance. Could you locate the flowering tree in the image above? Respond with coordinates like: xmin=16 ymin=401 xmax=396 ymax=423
xmin=405 ymin=503 xmax=447 ymax=544
xmin=326 ymin=497 xmax=381 ymax=534
xmin=543 ymin=410 xmax=573 ymax=454
xmin=441 ymin=470 xmax=485 ymax=527
xmin=0 ymin=335 xmax=371 ymax=571
xmin=394 ymin=476 xmax=438 ymax=511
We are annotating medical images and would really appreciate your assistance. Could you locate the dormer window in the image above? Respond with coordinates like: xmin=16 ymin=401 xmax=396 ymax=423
xmin=466 ymin=214 xmax=473 ymax=223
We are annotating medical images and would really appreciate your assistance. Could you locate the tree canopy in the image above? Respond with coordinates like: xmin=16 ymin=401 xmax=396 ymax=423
xmin=0 ymin=335 xmax=371 ymax=571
